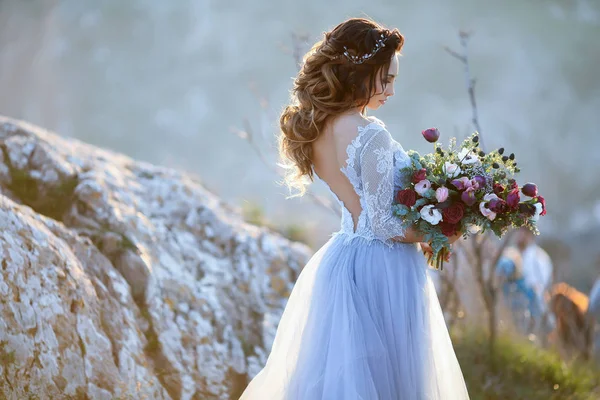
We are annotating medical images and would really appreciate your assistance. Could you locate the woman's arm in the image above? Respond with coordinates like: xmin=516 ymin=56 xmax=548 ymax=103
xmin=392 ymin=225 xmax=424 ymax=243
xmin=393 ymin=227 xmax=462 ymax=244
xmin=357 ymin=127 xmax=464 ymax=246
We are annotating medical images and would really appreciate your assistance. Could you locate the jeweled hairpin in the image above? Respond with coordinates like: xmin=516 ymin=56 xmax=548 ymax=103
xmin=339 ymin=33 xmax=387 ymax=64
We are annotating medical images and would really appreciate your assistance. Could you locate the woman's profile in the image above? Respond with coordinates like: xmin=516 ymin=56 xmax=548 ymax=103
xmin=240 ymin=17 xmax=470 ymax=399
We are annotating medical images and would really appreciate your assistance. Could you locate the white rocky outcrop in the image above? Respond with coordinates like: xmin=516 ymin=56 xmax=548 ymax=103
xmin=0 ymin=116 xmax=311 ymax=399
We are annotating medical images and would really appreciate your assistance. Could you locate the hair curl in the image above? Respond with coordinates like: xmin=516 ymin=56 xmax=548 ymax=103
xmin=278 ymin=17 xmax=404 ymax=197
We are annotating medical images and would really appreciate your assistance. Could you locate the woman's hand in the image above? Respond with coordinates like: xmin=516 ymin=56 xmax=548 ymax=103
xmin=420 ymin=242 xmax=434 ymax=258
xmin=447 ymin=232 xmax=463 ymax=245
xmin=420 ymin=242 xmax=451 ymax=263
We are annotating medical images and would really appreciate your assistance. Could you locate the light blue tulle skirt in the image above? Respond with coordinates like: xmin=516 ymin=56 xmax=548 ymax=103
xmin=240 ymin=233 xmax=470 ymax=400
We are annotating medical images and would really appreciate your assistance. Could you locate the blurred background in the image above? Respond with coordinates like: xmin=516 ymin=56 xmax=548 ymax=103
xmin=1 ymin=0 xmax=600 ymax=397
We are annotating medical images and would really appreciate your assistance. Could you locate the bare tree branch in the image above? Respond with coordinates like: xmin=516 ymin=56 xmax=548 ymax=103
xmin=444 ymin=30 xmax=485 ymax=150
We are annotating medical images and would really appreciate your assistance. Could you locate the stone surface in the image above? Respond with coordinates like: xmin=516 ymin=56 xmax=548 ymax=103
xmin=0 ymin=116 xmax=310 ymax=399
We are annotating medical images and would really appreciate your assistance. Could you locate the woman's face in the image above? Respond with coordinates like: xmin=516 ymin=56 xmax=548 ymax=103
xmin=366 ymin=53 xmax=399 ymax=110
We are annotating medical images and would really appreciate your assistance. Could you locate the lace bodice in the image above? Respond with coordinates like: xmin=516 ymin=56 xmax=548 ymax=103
xmin=317 ymin=116 xmax=412 ymax=247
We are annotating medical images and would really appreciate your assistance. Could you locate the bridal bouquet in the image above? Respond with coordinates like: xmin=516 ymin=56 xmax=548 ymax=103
xmin=393 ymin=128 xmax=546 ymax=270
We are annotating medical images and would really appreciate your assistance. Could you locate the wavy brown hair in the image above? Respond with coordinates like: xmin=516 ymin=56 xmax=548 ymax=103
xmin=278 ymin=17 xmax=404 ymax=197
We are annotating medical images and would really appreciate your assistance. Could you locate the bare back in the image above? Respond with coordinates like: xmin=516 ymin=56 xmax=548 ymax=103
xmin=311 ymin=114 xmax=374 ymax=232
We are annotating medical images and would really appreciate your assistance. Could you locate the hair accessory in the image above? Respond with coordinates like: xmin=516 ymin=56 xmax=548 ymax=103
xmin=340 ymin=33 xmax=387 ymax=64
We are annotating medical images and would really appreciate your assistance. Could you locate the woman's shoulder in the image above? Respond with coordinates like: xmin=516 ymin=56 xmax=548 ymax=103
xmin=323 ymin=114 xmax=390 ymax=166
xmin=329 ymin=113 xmax=374 ymax=132
xmin=329 ymin=114 xmax=387 ymax=141
xmin=366 ymin=115 xmax=386 ymax=128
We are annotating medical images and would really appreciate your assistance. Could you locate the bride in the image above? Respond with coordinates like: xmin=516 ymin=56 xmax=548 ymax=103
xmin=240 ymin=17 xmax=470 ymax=400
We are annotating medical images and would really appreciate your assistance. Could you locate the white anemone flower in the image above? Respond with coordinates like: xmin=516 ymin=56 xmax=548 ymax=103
xmin=531 ymin=202 xmax=544 ymax=222
xmin=443 ymin=162 xmax=461 ymax=178
xmin=457 ymin=147 xmax=479 ymax=165
xmin=479 ymin=201 xmax=497 ymax=221
xmin=420 ymin=205 xmax=443 ymax=225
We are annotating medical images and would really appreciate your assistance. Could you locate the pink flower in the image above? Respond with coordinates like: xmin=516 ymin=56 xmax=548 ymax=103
xmin=435 ymin=186 xmax=449 ymax=203
xmin=452 ymin=177 xmax=472 ymax=191
xmin=415 ymin=179 xmax=432 ymax=196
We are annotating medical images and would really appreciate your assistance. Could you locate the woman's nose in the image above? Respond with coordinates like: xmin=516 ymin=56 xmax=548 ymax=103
xmin=385 ymin=86 xmax=394 ymax=97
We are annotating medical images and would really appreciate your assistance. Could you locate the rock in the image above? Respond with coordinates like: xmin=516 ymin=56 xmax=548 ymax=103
xmin=0 ymin=116 xmax=311 ymax=399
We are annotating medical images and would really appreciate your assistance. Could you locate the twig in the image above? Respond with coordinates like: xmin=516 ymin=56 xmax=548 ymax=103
xmin=439 ymin=247 xmax=463 ymax=328
xmin=444 ymin=31 xmax=485 ymax=150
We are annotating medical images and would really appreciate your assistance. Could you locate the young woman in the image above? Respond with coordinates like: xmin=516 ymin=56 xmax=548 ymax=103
xmin=241 ymin=17 xmax=470 ymax=400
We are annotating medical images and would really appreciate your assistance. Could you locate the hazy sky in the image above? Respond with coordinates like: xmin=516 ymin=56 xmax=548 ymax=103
xmin=1 ymin=0 xmax=599 ymax=246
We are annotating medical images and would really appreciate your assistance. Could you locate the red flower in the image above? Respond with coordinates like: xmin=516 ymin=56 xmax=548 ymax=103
xmin=506 ymin=188 xmax=520 ymax=209
xmin=489 ymin=198 xmax=508 ymax=213
xmin=442 ymin=202 xmax=465 ymax=224
xmin=521 ymin=183 xmax=538 ymax=197
xmin=396 ymin=189 xmax=417 ymax=207
xmin=439 ymin=221 xmax=458 ymax=237
xmin=422 ymin=128 xmax=440 ymax=143
xmin=536 ymin=195 xmax=546 ymax=216
xmin=412 ymin=168 xmax=427 ymax=184
xmin=493 ymin=183 xmax=505 ymax=195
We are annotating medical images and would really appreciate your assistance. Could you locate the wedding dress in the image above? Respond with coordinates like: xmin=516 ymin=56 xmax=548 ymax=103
xmin=240 ymin=116 xmax=470 ymax=399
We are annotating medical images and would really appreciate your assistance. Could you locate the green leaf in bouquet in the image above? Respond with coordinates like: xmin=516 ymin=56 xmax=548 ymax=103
xmin=408 ymin=153 xmax=423 ymax=170
xmin=431 ymin=235 xmax=449 ymax=253
xmin=414 ymin=198 xmax=428 ymax=208
xmin=423 ymin=232 xmax=434 ymax=243
xmin=400 ymin=166 xmax=413 ymax=174
xmin=406 ymin=210 xmax=421 ymax=221
xmin=490 ymin=224 xmax=504 ymax=238
xmin=422 ymin=189 xmax=437 ymax=200
xmin=406 ymin=149 xmax=421 ymax=158
xmin=395 ymin=204 xmax=410 ymax=216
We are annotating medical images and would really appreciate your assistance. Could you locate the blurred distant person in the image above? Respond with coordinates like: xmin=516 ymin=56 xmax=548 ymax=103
xmin=496 ymin=228 xmax=554 ymax=335
xmin=496 ymin=245 xmax=539 ymax=333
xmin=517 ymin=228 xmax=553 ymax=311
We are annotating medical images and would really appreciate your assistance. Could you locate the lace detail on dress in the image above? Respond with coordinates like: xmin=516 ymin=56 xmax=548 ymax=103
xmin=328 ymin=116 xmax=412 ymax=248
